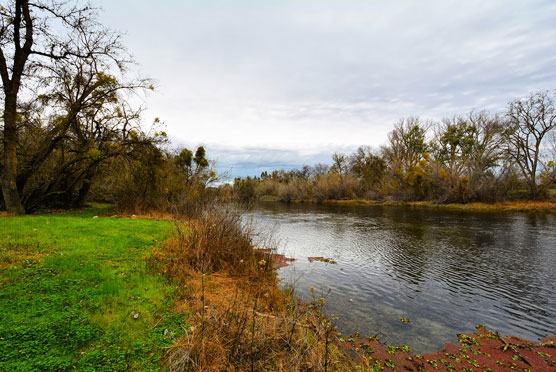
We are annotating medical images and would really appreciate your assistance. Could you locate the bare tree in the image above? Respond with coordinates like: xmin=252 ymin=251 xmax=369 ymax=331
xmin=466 ymin=110 xmax=505 ymax=179
xmin=311 ymin=163 xmax=329 ymax=177
xmin=505 ymin=91 xmax=556 ymax=198
xmin=331 ymin=153 xmax=348 ymax=176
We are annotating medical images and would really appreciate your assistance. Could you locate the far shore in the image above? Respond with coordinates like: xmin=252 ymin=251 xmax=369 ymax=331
xmin=257 ymin=197 xmax=556 ymax=213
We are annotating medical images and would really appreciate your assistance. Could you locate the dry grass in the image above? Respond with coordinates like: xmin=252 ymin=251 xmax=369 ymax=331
xmin=406 ymin=200 xmax=556 ymax=212
xmin=162 ymin=272 xmax=354 ymax=372
xmin=151 ymin=204 xmax=357 ymax=372
xmin=152 ymin=204 xmax=276 ymax=278
xmin=295 ymin=198 xmax=556 ymax=212
xmin=0 ymin=243 xmax=52 ymax=269
xmin=117 ymin=210 xmax=179 ymax=221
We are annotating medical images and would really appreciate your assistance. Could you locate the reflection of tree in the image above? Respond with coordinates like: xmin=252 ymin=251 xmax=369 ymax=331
xmin=431 ymin=213 xmax=554 ymax=325
xmin=487 ymin=215 xmax=555 ymax=309
xmin=371 ymin=207 xmax=433 ymax=286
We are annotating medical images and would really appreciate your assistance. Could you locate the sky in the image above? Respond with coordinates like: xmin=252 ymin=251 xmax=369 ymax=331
xmin=99 ymin=0 xmax=556 ymax=179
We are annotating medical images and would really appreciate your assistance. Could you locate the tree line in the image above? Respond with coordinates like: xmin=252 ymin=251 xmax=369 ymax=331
xmin=0 ymin=0 xmax=217 ymax=215
xmin=234 ymin=92 xmax=556 ymax=203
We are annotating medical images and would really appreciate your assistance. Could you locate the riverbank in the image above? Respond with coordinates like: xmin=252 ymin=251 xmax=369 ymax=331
xmin=343 ymin=326 xmax=556 ymax=371
xmin=259 ymin=196 xmax=556 ymax=213
xmin=327 ymin=199 xmax=556 ymax=213
xmin=0 ymin=206 xmax=354 ymax=371
xmin=2 ymin=206 xmax=555 ymax=371
xmin=149 ymin=205 xmax=356 ymax=371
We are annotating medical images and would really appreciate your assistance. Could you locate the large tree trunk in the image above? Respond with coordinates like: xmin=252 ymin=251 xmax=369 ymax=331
xmin=74 ymin=171 xmax=95 ymax=208
xmin=0 ymin=0 xmax=33 ymax=215
xmin=528 ymin=177 xmax=542 ymax=200
xmin=1 ymin=96 xmax=25 ymax=215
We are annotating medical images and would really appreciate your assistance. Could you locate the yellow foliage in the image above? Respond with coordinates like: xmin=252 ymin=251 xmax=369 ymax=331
xmin=438 ymin=169 xmax=448 ymax=179
xmin=87 ymin=148 xmax=102 ymax=161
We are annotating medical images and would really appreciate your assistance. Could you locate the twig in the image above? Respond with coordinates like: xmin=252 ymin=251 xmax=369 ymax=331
xmin=250 ymin=293 xmax=259 ymax=372
xmin=161 ymin=342 xmax=193 ymax=349
xmin=150 ymin=316 xmax=164 ymax=329
xmin=324 ymin=322 xmax=329 ymax=372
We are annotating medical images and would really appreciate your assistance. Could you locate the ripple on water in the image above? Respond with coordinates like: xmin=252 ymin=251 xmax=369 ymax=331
xmin=250 ymin=203 xmax=556 ymax=353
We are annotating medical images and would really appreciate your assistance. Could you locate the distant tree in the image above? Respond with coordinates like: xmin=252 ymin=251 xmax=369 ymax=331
xmin=349 ymin=146 xmax=385 ymax=191
xmin=431 ymin=117 xmax=476 ymax=200
xmin=331 ymin=153 xmax=348 ymax=176
xmin=294 ymin=165 xmax=311 ymax=182
xmin=433 ymin=117 xmax=476 ymax=173
xmin=175 ymin=148 xmax=193 ymax=174
xmin=194 ymin=146 xmax=209 ymax=168
xmin=382 ymin=117 xmax=432 ymax=199
xmin=542 ymin=132 xmax=556 ymax=189
xmin=311 ymin=163 xmax=329 ymax=178
xmin=175 ymin=146 xmax=213 ymax=185
xmin=383 ymin=117 xmax=429 ymax=171
xmin=233 ymin=176 xmax=256 ymax=202
xmin=466 ymin=110 xmax=505 ymax=179
xmin=505 ymin=91 xmax=556 ymax=198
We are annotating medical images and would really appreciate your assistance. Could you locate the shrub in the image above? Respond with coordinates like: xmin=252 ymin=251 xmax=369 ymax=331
xmin=254 ymin=179 xmax=278 ymax=198
xmin=277 ymin=183 xmax=297 ymax=202
xmin=151 ymin=203 xmax=354 ymax=372
xmin=153 ymin=203 xmax=275 ymax=279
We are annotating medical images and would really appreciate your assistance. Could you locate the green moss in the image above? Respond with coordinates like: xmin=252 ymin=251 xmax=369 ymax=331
xmin=0 ymin=207 xmax=187 ymax=371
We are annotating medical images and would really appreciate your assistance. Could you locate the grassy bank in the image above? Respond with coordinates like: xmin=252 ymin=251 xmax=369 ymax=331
xmin=0 ymin=205 xmax=354 ymax=371
xmin=269 ymin=198 xmax=556 ymax=213
xmin=0 ymin=206 xmax=187 ymax=371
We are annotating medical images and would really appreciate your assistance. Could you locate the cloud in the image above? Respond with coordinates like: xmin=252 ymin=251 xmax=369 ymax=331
xmin=99 ymin=0 xmax=556 ymax=177
xmin=199 ymin=144 xmax=354 ymax=180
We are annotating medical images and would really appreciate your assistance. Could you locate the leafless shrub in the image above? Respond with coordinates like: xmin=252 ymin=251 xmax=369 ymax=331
xmin=152 ymin=203 xmax=355 ymax=371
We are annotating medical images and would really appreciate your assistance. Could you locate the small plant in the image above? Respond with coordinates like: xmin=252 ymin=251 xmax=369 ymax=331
xmin=427 ymin=359 xmax=439 ymax=369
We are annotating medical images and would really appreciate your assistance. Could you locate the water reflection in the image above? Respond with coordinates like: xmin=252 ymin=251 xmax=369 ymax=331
xmin=248 ymin=202 xmax=556 ymax=353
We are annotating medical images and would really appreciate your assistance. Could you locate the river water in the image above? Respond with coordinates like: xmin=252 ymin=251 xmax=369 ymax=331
xmin=247 ymin=202 xmax=556 ymax=353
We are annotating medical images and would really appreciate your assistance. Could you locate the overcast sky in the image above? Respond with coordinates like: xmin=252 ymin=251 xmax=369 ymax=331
xmin=99 ymin=0 xmax=556 ymax=179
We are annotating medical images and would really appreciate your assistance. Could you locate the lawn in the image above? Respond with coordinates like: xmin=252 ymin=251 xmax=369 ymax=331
xmin=0 ymin=206 xmax=187 ymax=371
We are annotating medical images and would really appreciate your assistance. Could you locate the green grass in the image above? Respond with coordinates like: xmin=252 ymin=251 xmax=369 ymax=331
xmin=0 ymin=206 xmax=187 ymax=371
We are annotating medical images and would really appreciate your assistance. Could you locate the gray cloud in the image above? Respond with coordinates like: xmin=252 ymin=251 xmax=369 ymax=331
xmin=98 ymin=0 xmax=556 ymax=177
xmin=173 ymin=143 xmax=358 ymax=180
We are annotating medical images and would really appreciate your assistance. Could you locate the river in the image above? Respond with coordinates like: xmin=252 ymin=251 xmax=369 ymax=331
xmin=247 ymin=201 xmax=556 ymax=353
